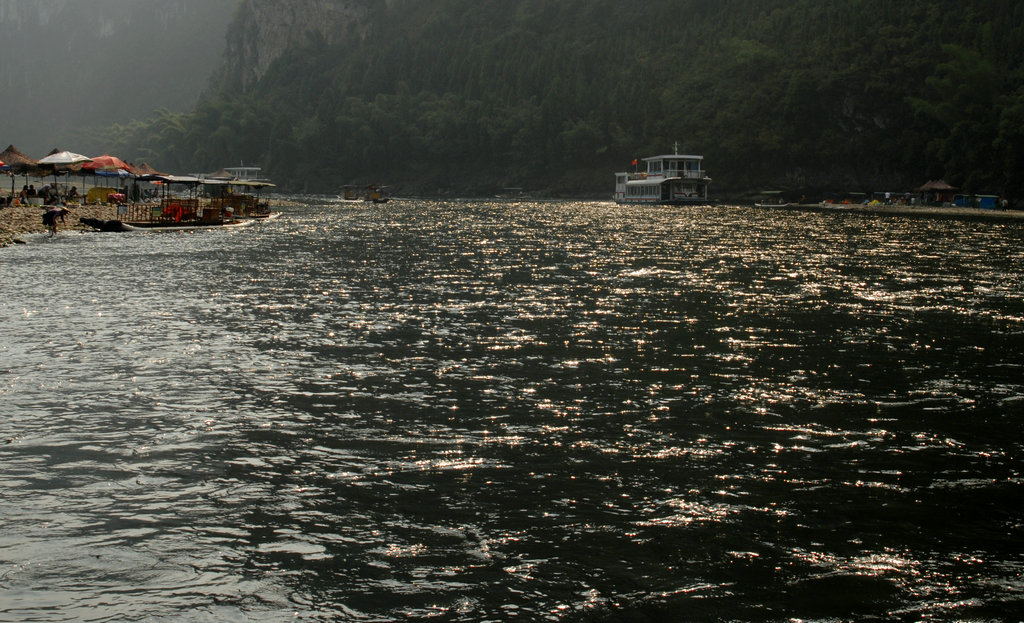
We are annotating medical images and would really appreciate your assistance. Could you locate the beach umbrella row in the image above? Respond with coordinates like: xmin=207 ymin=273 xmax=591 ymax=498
xmin=0 ymin=144 xmax=158 ymax=175
xmin=0 ymin=144 xmax=272 ymax=208
xmin=0 ymin=144 xmax=169 ymax=199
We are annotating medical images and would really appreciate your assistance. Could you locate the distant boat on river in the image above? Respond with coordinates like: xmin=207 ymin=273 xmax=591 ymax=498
xmin=337 ymin=184 xmax=391 ymax=203
xmin=754 ymin=190 xmax=790 ymax=208
xmin=614 ymin=144 xmax=711 ymax=205
xmin=340 ymin=185 xmax=361 ymax=202
xmin=364 ymin=184 xmax=390 ymax=203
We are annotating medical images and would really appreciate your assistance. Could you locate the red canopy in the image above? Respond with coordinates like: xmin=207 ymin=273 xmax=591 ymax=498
xmin=81 ymin=154 xmax=130 ymax=171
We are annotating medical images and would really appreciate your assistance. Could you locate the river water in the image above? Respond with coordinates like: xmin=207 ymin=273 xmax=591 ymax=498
xmin=1 ymin=199 xmax=1022 ymax=622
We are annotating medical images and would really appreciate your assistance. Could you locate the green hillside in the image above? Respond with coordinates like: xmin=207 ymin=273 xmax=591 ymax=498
xmin=91 ymin=0 xmax=1024 ymax=199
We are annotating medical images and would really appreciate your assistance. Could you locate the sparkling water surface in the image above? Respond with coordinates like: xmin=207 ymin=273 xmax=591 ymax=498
xmin=1 ymin=199 xmax=1022 ymax=622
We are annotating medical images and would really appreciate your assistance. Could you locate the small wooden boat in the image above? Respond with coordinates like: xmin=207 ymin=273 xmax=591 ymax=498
xmin=754 ymin=190 xmax=790 ymax=208
xmin=364 ymin=184 xmax=391 ymax=203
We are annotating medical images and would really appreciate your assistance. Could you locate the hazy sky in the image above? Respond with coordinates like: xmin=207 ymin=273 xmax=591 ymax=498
xmin=0 ymin=0 xmax=237 ymax=157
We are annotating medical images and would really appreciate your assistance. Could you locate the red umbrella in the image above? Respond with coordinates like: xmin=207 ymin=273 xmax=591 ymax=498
xmin=79 ymin=154 xmax=133 ymax=197
xmin=81 ymin=154 xmax=131 ymax=172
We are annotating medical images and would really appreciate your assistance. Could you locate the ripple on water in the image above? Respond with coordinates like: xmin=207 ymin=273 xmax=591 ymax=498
xmin=2 ymin=200 xmax=1023 ymax=621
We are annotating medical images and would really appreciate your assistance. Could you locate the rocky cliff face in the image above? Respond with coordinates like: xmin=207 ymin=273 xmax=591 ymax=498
xmin=220 ymin=0 xmax=389 ymax=90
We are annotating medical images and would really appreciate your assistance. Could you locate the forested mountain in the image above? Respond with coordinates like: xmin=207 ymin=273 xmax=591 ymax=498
xmin=87 ymin=0 xmax=1024 ymax=199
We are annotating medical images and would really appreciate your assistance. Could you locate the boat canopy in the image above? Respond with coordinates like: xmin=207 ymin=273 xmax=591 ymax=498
xmin=136 ymin=173 xmax=202 ymax=184
xmin=642 ymin=154 xmax=703 ymax=162
xmin=227 ymin=180 xmax=276 ymax=188
xmin=625 ymin=177 xmax=677 ymax=187
xmin=201 ymin=178 xmax=276 ymax=188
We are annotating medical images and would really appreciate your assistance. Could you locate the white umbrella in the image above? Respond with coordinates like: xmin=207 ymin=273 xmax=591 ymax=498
xmin=37 ymin=151 xmax=92 ymax=166
xmin=37 ymin=151 xmax=92 ymax=197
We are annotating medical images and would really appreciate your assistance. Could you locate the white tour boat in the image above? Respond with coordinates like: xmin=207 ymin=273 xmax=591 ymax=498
xmin=614 ymin=144 xmax=710 ymax=205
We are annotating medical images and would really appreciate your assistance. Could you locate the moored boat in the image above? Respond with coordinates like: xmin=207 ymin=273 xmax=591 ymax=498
xmin=337 ymin=184 xmax=390 ymax=203
xmin=80 ymin=173 xmax=276 ymax=232
xmin=340 ymin=185 xmax=361 ymax=201
xmin=364 ymin=184 xmax=390 ymax=203
xmin=614 ymin=143 xmax=710 ymax=205
xmin=754 ymin=190 xmax=791 ymax=208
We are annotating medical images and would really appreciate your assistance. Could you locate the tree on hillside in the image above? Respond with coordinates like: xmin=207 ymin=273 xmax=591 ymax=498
xmin=91 ymin=0 xmax=1024 ymax=198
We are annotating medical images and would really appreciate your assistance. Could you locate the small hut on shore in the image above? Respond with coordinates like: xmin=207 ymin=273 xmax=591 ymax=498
xmin=129 ymin=162 xmax=164 ymax=177
xmin=0 ymin=145 xmax=41 ymax=199
xmin=0 ymin=145 xmax=39 ymax=173
xmin=917 ymin=180 xmax=957 ymax=205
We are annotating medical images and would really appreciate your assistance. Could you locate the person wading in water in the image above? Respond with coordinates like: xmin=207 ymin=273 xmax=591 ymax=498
xmin=42 ymin=207 xmax=69 ymax=237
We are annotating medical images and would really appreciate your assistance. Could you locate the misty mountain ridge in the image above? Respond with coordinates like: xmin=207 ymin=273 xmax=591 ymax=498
xmin=217 ymin=0 xmax=379 ymax=91
xmin=0 ymin=0 xmax=236 ymax=157
xmin=19 ymin=0 xmax=1024 ymax=200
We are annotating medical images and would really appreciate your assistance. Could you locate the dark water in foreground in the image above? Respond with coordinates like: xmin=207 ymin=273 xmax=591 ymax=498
xmin=1 ymin=199 xmax=1022 ymax=622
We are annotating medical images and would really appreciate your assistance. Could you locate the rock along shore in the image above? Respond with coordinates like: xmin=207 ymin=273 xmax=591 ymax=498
xmin=1 ymin=204 xmax=118 ymax=247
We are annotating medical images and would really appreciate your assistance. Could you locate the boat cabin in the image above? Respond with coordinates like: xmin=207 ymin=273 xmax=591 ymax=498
xmin=224 ymin=165 xmax=263 ymax=181
xmin=614 ymin=146 xmax=709 ymax=205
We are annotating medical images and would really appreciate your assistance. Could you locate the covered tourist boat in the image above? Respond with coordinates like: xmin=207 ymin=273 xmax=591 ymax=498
xmin=107 ymin=174 xmax=275 ymax=230
xmin=364 ymin=184 xmax=390 ymax=203
xmin=614 ymin=144 xmax=710 ymax=205
xmin=336 ymin=184 xmax=390 ymax=203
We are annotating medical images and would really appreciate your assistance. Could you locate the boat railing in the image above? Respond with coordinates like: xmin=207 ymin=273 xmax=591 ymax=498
xmin=210 ymin=194 xmax=270 ymax=217
xmin=122 ymin=198 xmax=224 ymax=225
xmin=627 ymin=169 xmax=706 ymax=181
xmin=668 ymin=169 xmax=706 ymax=180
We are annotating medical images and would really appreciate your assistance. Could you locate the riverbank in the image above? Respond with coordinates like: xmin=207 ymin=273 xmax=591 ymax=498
xmin=6 ymin=198 xmax=1024 ymax=248
xmin=1 ymin=197 xmax=296 ymax=247
xmin=1 ymin=204 xmax=119 ymax=246
xmin=752 ymin=202 xmax=1024 ymax=221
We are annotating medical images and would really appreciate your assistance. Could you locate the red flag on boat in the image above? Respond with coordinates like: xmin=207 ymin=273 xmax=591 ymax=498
xmin=631 ymin=158 xmax=638 ymax=166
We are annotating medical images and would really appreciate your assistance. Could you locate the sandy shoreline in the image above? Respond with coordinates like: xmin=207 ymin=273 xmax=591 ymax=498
xmin=1 ymin=203 xmax=119 ymax=246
